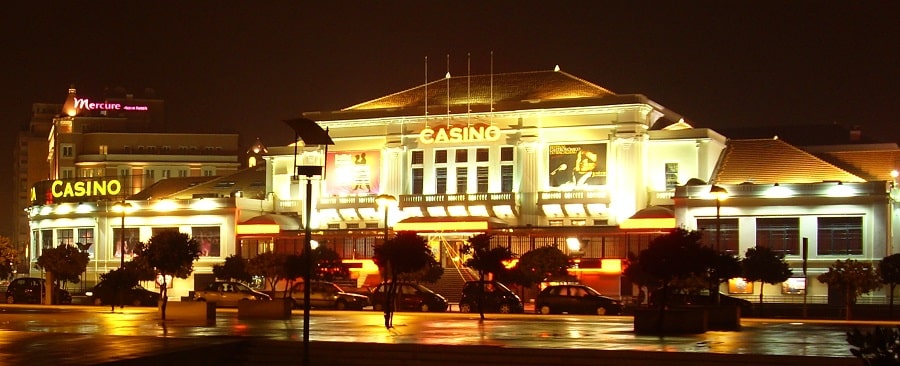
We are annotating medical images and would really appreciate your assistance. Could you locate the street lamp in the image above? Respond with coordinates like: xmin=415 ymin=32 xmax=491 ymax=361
xmin=375 ymin=194 xmax=398 ymax=242
xmin=709 ymin=185 xmax=729 ymax=251
xmin=283 ymin=117 xmax=334 ymax=366
xmin=112 ymin=201 xmax=133 ymax=268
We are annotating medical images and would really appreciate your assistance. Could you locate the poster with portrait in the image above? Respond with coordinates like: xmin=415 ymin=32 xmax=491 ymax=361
xmin=192 ymin=226 xmax=221 ymax=257
xmin=325 ymin=150 xmax=381 ymax=195
xmin=548 ymin=143 xmax=607 ymax=188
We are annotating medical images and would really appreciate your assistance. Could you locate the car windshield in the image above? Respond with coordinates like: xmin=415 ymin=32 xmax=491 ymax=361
xmin=233 ymin=283 xmax=252 ymax=292
xmin=581 ymin=286 xmax=602 ymax=296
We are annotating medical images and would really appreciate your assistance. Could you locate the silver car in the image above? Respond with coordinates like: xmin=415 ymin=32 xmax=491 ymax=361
xmin=193 ymin=281 xmax=271 ymax=307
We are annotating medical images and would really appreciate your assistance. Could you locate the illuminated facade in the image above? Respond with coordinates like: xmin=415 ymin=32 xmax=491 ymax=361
xmin=23 ymin=87 xmax=241 ymax=292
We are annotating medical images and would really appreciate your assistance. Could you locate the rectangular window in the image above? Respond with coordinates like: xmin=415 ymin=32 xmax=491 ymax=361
xmin=57 ymin=229 xmax=73 ymax=247
xmin=455 ymin=149 xmax=468 ymax=163
xmin=113 ymin=227 xmax=140 ymax=259
xmin=500 ymin=146 xmax=514 ymax=162
xmin=42 ymin=230 xmax=54 ymax=252
xmin=99 ymin=145 xmax=108 ymax=155
xmin=178 ymin=169 xmax=189 ymax=177
xmin=77 ymin=228 xmax=95 ymax=259
xmin=476 ymin=166 xmax=489 ymax=193
xmin=119 ymin=168 xmax=129 ymax=178
xmin=192 ymin=226 xmax=221 ymax=257
xmin=435 ymin=149 xmax=448 ymax=164
xmin=501 ymin=165 xmax=514 ymax=192
xmin=61 ymin=168 xmax=75 ymax=179
xmin=412 ymin=167 xmax=424 ymax=194
xmin=61 ymin=144 xmax=74 ymax=158
xmin=697 ymin=218 xmax=740 ymax=254
xmin=202 ymin=167 xmax=215 ymax=176
xmin=476 ymin=148 xmax=489 ymax=162
xmin=456 ymin=166 xmax=468 ymax=193
xmin=665 ymin=163 xmax=679 ymax=190
xmin=818 ymin=217 xmax=863 ymax=255
xmin=757 ymin=217 xmax=800 ymax=255
xmin=411 ymin=150 xmax=424 ymax=164
xmin=436 ymin=167 xmax=448 ymax=194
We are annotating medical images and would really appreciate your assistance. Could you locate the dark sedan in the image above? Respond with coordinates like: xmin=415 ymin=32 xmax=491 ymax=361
xmin=86 ymin=281 xmax=160 ymax=307
xmin=535 ymin=284 xmax=622 ymax=315
xmin=5 ymin=277 xmax=72 ymax=305
xmin=370 ymin=282 xmax=448 ymax=312
xmin=459 ymin=280 xmax=524 ymax=314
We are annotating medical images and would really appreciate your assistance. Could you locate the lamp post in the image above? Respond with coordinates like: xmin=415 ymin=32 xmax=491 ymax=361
xmin=112 ymin=201 xmax=133 ymax=268
xmin=283 ymin=117 xmax=334 ymax=366
xmin=709 ymin=185 xmax=729 ymax=252
xmin=375 ymin=194 xmax=398 ymax=243
xmin=566 ymin=237 xmax=582 ymax=282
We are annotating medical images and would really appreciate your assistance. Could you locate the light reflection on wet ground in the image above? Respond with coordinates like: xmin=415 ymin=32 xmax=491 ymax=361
xmin=0 ymin=304 xmax=892 ymax=359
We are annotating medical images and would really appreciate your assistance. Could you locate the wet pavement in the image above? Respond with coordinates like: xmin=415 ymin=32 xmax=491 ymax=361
xmin=0 ymin=304 xmax=893 ymax=365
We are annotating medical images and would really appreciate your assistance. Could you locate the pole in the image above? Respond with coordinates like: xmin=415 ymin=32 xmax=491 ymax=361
xmin=383 ymin=206 xmax=389 ymax=243
xmin=303 ymin=177 xmax=312 ymax=366
xmin=715 ymin=198 xmax=721 ymax=252
xmin=120 ymin=204 xmax=126 ymax=268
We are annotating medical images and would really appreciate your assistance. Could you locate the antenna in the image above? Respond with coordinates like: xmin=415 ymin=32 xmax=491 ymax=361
xmin=467 ymin=52 xmax=471 ymax=127
xmin=490 ymin=51 xmax=494 ymax=126
xmin=424 ymin=56 xmax=428 ymax=127
xmin=446 ymin=54 xmax=451 ymax=128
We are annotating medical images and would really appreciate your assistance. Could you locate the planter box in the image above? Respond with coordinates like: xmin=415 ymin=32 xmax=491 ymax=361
xmin=238 ymin=299 xmax=293 ymax=320
xmin=634 ymin=307 xmax=708 ymax=334
xmin=705 ymin=305 xmax=741 ymax=330
xmin=161 ymin=300 xmax=215 ymax=321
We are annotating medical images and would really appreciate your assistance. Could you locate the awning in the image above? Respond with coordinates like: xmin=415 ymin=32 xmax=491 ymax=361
xmin=236 ymin=214 xmax=301 ymax=235
xmin=393 ymin=216 xmax=508 ymax=233
xmin=619 ymin=206 xmax=676 ymax=230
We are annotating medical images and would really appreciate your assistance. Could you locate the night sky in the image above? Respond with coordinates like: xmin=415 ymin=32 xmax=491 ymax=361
xmin=1 ymin=1 xmax=898 ymax=236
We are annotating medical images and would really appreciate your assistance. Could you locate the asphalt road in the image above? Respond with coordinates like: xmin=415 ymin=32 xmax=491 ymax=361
xmin=0 ymin=303 xmax=892 ymax=361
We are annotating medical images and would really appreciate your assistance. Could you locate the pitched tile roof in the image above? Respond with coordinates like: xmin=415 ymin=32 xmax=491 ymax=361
xmin=164 ymin=165 xmax=268 ymax=200
xmin=128 ymin=176 xmax=215 ymax=200
xmin=711 ymin=138 xmax=865 ymax=185
xmin=819 ymin=149 xmax=900 ymax=181
xmin=343 ymin=69 xmax=616 ymax=112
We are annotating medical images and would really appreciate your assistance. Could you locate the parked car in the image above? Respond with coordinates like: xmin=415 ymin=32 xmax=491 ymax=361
xmin=370 ymin=282 xmax=448 ymax=312
xmin=5 ymin=277 xmax=72 ymax=305
xmin=192 ymin=281 xmax=271 ymax=307
xmin=458 ymin=280 xmax=524 ymax=314
xmin=535 ymin=284 xmax=622 ymax=315
xmin=86 ymin=281 xmax=161 ymax=307
xmin=289 ymin=281 xmax=371 ymax=310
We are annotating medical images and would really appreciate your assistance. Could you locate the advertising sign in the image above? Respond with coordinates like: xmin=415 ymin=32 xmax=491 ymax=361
xmin=548 ymin=143 xmax=607 ymax=187
xmin=325 ymin=150 xmax=381 ymax=195
xmin=31 ymin=178 xmax=125 ymax=205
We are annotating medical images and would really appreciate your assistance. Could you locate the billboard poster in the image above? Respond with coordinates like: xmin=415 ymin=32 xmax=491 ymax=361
xmin=548 ymin=143 xmax=607 ymax=187
xmin=326 ymin=150 xmax=381 ymax=195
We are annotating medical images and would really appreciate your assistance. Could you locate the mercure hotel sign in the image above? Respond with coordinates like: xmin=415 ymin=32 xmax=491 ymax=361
xmin=74 ymin=98 xmax=148 ymax=111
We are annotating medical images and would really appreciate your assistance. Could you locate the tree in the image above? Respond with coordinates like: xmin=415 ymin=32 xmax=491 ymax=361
xmin=818 ymin=259 xmax=881 ymax=320
xmin=510 ymin=246 xmax=571 ymax=287
xmin=462 ymin=233 xmax=513 ymax=321
xmin=879 ymin=254 xmax=900 ymax=318
xmin=247 ymin=252 xmax=288 ymax=293
xmin=633 ymin=229 xmax=709 ymax=309
xmin=707 ymin=251 xmax=743 ymax=304
xmin=138 ymin=231 xmax=200 ymax=320
xmin=742 ymin=246 xmax=793 ymax=309
xmin=0 ymin=236 xmax=19 ymax=280
xmin=372 ymin=231 xmax=438 ymax=328
xmin=212 ymin=254 xmax=252 ymax=283
xmin=98 ymin=267 xmax=141 ymax=311
xmin=35 ymin=244 xmax=90 ymax=304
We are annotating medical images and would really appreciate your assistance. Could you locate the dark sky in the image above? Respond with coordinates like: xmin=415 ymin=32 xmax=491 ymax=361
xmin=1 ymin=1 xmax=898 ymax=236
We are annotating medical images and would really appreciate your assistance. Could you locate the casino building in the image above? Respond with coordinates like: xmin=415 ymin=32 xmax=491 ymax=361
xmin=24 ymin=69 xmax=900 ymax=304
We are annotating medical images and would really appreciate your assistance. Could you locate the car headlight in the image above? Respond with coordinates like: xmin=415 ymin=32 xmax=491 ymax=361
xmin=85 ymin=291 xmax=93 ymax=297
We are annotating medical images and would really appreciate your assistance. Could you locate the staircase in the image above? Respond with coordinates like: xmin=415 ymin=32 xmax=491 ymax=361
xmin=424 ymin=241 xmax=479 ymax=303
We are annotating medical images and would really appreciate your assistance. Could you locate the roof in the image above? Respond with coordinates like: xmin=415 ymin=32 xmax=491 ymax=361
xmin=164 ymin=165 xmax=268 ymax=200
xmin=128 ymin=176 xmax=215 ymax=200
xmin=711 ymin=138 xmax=865 ymax=185
xmin=818 ymin=149 xmax=900 ymax=181
xmin=343 ymin=69 xmax=615 ymax=112
xmin=712 ymin=123 xmax=883 ymax=146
